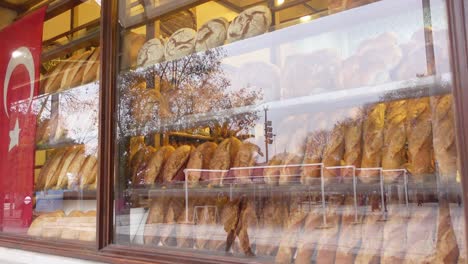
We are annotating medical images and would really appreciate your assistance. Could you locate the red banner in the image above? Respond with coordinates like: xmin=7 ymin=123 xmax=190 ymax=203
xmin=0 ymin=7 xmax=46 ymax=231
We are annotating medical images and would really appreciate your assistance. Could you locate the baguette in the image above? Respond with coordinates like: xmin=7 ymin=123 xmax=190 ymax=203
xmin=301 ymin=131 xmax=327 ymax=185
xmin=66 ymin=148 xmax=87 ymax=189
xmin=81 ymin=47 xmax=100 ymax=85
xmin=322 ymin=124 xmax=345 ymax=180
xmin=343 ymin=116 xmax=363 ymax=177
xmin=56 ymin=146 xmax=83 ymax=189
xmin=382 ymin=100 xmax=407 ymax=183
xmin=44 ymin=147 xmax=76 ymax=190
xmin=79 ymin=155 xmax=98 ymax=189
xmin=60 ymin=51 xmax=93 ymax=91
xmin=36 ymin=148 xmax=67 ymax=191
xmin=406 ymin=97 xmax=434 ymax=182
xmin=209 ymin=138 xmax=241 ymax=185
xmin=431 ymin=95 xmax=457 ymax=185
xmin=360 ymin=103 xmax=386 ymax=183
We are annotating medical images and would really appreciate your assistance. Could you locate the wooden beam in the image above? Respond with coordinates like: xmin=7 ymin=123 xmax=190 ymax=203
xmin=15 ymin=0 xmax=82 ymax=22
xmin=41 ymin=29 xmax=100 ymax=62
xmin=0 ymin=0 xmax=26 ymax=12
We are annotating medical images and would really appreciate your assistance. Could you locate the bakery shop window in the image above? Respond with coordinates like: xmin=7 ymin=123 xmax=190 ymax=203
xmin=1 ymin=1 xmax=100 ymax=243
xmin=114 ymin=0 xmax=466 ymax=263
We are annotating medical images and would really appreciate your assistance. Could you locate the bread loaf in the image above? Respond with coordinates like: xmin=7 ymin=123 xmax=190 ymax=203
xmin=133 ymin=147 xmax=157 ymax=186
xmin=43 ymin=59 xmax=69 ymax=93
xmin=122 ymin=32 xmax=146 ymax=69
xmin=279 ymin=153 xmax=302 ymax=185
xmin=27 ymin=210 xmax=65 ymax=237
xmin=382 ymin=100 xmax=407 ymax=183
xmin=81 ymin=47 xmax=100 ymax=85
xmin=56 ymin=146 xmax=83 ymax=189
xmin=227 ymin=5 xmax=272 ymax=43
xmin=431 ymin=95 xmax=457 ymax=185
xmin=334 ymin=196 xmax=363 ymax=264
xmin=195 ymin=18 xmax=228 ymax=52
xmin=144 ymin=146 xmax=175 ymax=185
xmin=79 ymin=155 xmax=98 ymax=189
xmin=301 ymin=131 xmax=327 ymax=185
xmin=162 ymin=145 xmax=192 ymax=183
xmin=66 ymin=147 xmax=87 ymax=189
xmin=343 ymin=117 xmax=363 ymax=175
xmin=160 ymin=198 xmax=185 ymax=247
xmin=60 ymin=51 xmax=93 ymax=91
xmin=360 ymin=103 xmax=386 ymax=183
xmin=232 ymin=142 xmax=263 ymax=184
xmin=209 ymin=137 xmax=241 ymax=185
xmin=137 ymin=37 xmax=165 ymax=67
xmin=186 ymin=142 xmax=217 ymax=184
xmin=165 ymin=28 xmax=197 ymax=61
xmin=264 ymin=153 xmax=288 ymax=185
xmin=381 ymin=197 xmax=408 ymax=264
xmin=406 ymin=97 xmax=434 ymax=182
xmin=144 ymin=198 xmax=169 ymax=245
xmin=60 ymin=210 xmax=84 ymax=240
xmin=295 ymin=206 xmax=323 ymax=264
xmin=314 ymin=196 xmax=343 ymax=264
xmin=322 ymin=124 xmax=345 ymax=180
xmin=36 ymin=148 xmax=67 ymax=191
xmin=44 ymin=147 xmax=76 ymax=190
xmin=234 ymin=200 xmax=257 ymax=256
xmin=215 ymin=198 xmax=241 ymax=251
xmin=275 ymin=209 xmax=307 ymax=264
xmin=354 ymin=195 xmax=384 ymax=263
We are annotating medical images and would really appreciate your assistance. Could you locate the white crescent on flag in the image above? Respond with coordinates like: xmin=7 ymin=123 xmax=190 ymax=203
xmin=3 ymin=46 xmax=35 ymax=118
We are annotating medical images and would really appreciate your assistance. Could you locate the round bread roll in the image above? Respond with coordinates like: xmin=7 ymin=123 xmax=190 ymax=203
xmin=227 ymin=5 xmax=272 ymax=43
xmin=137 ymin=37 xmax=165 ymax=67
xmin=195 ymin=18 xmax=229 ymax=52
xmin=165 ymin=28 xmax=197 ymax=61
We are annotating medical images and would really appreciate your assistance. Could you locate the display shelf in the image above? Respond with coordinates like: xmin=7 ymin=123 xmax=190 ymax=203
xmin=122 ymin=72 xmax=452 ymax=137
xmin=36 ymin=140 xmax=83 ymax=151
xmin=41 ymin=29 xmax=100 ymax=62
xmin=36 ymin=190 xmax=97 ymax=201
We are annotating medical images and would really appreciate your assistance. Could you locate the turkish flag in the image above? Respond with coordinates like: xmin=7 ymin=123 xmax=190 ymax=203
xmin=0 ymin=7 xmax=46 ymax=232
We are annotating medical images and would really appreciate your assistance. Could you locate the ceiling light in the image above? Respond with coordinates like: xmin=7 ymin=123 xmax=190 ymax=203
xmin=276 ymin=0 xmax=285 ymax=6
xmin=300 ymin=15 xmax=312 ymax=23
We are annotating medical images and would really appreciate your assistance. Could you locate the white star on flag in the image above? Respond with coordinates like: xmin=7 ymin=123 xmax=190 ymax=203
xmin=9 ymin=118 xmax=21 ymax=152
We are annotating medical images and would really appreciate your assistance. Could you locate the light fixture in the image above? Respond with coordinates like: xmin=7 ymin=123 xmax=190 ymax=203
xmin=276 ymin=0 xmax=285 ymax=6
xmin=300 ymin=15 xmax=312 ymax=23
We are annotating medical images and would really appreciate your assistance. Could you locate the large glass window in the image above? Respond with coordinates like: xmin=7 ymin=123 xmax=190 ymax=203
xmin=1 ymin=0 xmax=101 ymax=243
xmin=114 ymin=0 xmax=466 ymax=262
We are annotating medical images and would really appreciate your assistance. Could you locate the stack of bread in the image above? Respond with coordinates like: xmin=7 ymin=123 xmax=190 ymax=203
xmin=41 ymin=47 xmax=100 ymax=94
xmin=36 ymin=146 xmax=97 ymax=191
xmin=135 ymin=5 xmax=272 ymax=67
xmin=28 ymin=210 xmax=96 ymax=242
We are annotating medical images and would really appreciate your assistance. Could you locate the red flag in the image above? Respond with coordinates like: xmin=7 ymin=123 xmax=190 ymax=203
xmin=0 ymin=7 xmax=46 ymax=232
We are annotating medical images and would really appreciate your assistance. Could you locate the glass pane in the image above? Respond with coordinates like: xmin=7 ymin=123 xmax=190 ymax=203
xmin=0 ymin=0 xmax=101 ymax=243
xmin=115 ymin=0 xmax=466 ymax=262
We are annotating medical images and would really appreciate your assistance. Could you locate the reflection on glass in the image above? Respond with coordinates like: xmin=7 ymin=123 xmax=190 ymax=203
xmin=115 ymin=0 xmax=466 ymax=262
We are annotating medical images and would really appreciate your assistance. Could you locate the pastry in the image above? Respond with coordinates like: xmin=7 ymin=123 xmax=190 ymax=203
xmin=80 ymin=47 xmax=100 ymax=85
xmin=431 ymin=95 xmax=457 ymax=185
xmin=165 ymin=28 xmax=197 ymax=61
xmin=334 ymin=196 xmax=363 ymax=264
xmin=406 ymin=97 xmax=434 ymax=182
xmin=208 ymin=137 xmax=241 ymax=185
xmin=44 ymin=147 xmax=76 ymax=190
xmin=186 ymin=142 xmax=217 ymax=185
xmin=322 ymin=123 xmax=345 ymax=180
xmin=55 ymin=146 xmax=83 ymax=190
xmin=232 ymin=142 xmax=263 ymax=184
xmin=382 ymin=100 xmax=407 ymax=183
xmin=144 ymin=146 xmax=175 ymax=185
xmin=301 ymin=131 xmax=327 ymax=185
xmin=162 ymin=145 xmax=192 ymax=183
xmin=275 ymin=209 xmax=307 ymax=264
xmin=144 ymin=197 xmax=169 ymax=245
xmin=264 ymin=153 xmax=288 ymax=185
xmin=195 ymin=18 xmax=228 ymax=52
xmin=80 ymin=155 xmax=98 ymax=189
xmin=360 ymin=103 xmax=386 ymax=183
xmin=227 ymin=5 xmax=272 ymax=43
xmin=137 ymin=37 xmax=165 ymax=67
xmin=354 ymin=195 xmax=385 ymax=264
xmin=160 ymin=198 xmax=185 ymax=247
xmin=279 ymin=153 xmax=302 ymax=185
